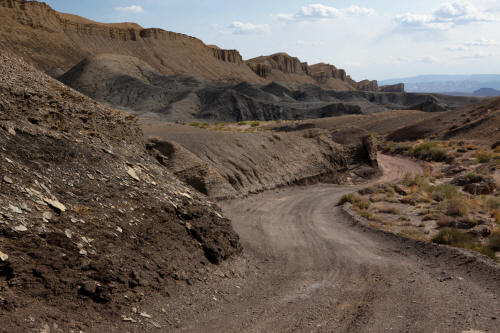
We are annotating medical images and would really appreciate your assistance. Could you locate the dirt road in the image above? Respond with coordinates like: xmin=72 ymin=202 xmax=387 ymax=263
xmin=167 ymin=155 xmax=499 ymax=333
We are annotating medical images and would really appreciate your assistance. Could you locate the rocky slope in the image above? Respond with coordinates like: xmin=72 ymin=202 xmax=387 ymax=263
xmin=387 ymin=97 xmax=500 ymax=142
xmin=0 ymin=53 xmax=241 ymax=332
xmin=59 ymin=54 xmax=479 ymax=122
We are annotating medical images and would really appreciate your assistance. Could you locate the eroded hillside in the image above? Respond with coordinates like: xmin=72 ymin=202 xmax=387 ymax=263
xmin=0 ymin=53 xmax=241 ymax=331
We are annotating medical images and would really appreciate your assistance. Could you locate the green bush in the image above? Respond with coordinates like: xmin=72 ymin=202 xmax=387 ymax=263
xmin=411 ymin=141 xmax=448 ymax=162
xmin=250 ymin=121 xmax=260 ymax=127
xmin=237 ymin=121 xmax=247 ymax=126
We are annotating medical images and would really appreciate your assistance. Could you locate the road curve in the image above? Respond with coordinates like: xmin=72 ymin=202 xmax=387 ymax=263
xmin=176 ymin=154 xmax=500 ymax=333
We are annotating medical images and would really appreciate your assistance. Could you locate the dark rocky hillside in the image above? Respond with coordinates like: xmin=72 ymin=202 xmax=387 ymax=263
xmin=60 ymin=54 xmax=480 ymax=122
xmin=0 ymin=53 xmax=241 ymax=332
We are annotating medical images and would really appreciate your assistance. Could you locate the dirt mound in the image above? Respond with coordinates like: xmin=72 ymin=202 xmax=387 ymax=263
xmin=387 ymin=97 xmax=500 ymax=142
xmin=142 ymin=122 xmax=352 ymax=199
xmin=0 ymin=53 xmax=241 ymax=332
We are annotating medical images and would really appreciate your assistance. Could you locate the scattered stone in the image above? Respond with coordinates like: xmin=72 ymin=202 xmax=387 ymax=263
xmin=463 ymin=181 xmax=496 ymax=195
xmin=13 ymin=225 xmax=27 ymax=232
xmin=140 ymin=312 xmax=152 ymax=319
xmin=64 ymin=229 xmax=73 ymax=239
xmin=7 ymin=127 xmax=16 ymax=135
xmin=9 ymin=204 xmax=22 ymax=214
xmin=2 ymin=175 xmax=13 ymax=184
xmin=42 ymin=211 xmax=53 ymax=220
xmin=469 ymin=225 xmax=491 ymax=238
xmin=0 ymin=251 xmax=8 ymax=262
xmin=87 ymin=173 xmax=95 ymax=180
xmin=116 ymin=226 xmax=123 ymax=233
xmin=43 ymin=197 xmax=67 ymax=213
xmin=127 ymin=167 xmax=140 ymax=181
xmin=122 ymin=316 xmax=136 ymax=323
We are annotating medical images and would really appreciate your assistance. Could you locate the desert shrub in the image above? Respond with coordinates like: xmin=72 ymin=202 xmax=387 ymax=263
xmin=466 ymin=144 xmax=478 ymax=151
xmin=476 ymin=150 xmax=493 ymax=163
xmin=189 ymin=122 xmax=200 ymax=127
xmin=457 ymin=147 xmax=467 ymax=153
xmin=237 ymin=121 xmax=247 ymax=126
xmin=359 ymin=210 xmax=381 ymax=222
xmin=441 ymin=197 xmax=470 ymax=217
xmin=485 ymin=196 xmax=500 ymax=212
xmin=250 ymin=121 xmax=260 ymax=127
xmin=436 ymin=215 xmax=455 ymax=228
xmin=411 ymin=141 xmax=449 ymax=162
xmin=493 ymin=211 xmax=500 ymax=224
xmin=401 ymin=173 xmax=429 ymax=189
xmin=375 ymin=206 xmax=401 ymax=214
xmin=338 ymin=194 xmax=371 ymax=210
xmin=489 ymin=231 xmax=500 ymax=251
xmin=429 ymin=147 xmax=448 ymax=162
xmin=433 ymin=228 xmax=471 ymax=246
xmin=431 ymin=183 xmax=459 ymax=202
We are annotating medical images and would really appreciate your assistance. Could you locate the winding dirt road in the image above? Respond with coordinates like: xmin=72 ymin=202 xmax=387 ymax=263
xmin=171 ymin=155 xmax=500 ymax=333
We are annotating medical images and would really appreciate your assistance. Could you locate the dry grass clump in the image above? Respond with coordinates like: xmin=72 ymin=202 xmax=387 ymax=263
xmin=476 ymin=150 xmax=493 ymax=163
xmin=359 ymin=210 xmax=382 ymax=222
xmin=436 ymin=215 xmax=455 ymax=228
xmin=489 ymin=231 xmax=500 ymax=251
xmin=430 ymin=183 xmax=459 ymax=202
xmin=441 ymin=197 xmax=471 ymax=217
xmin=432 ymin=228 xmax=496 ymax=259
xmin=338 ymin=193 xmax=371 ymax=210
xmin=374 ymin=205 xmax=401 ymax=214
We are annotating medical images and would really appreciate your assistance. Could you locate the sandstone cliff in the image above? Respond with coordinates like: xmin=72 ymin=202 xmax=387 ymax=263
xmin=247 ymin=54 xmax=389 ymax=92
xmin=0 ymin=0 xmax=260 ymax=83
xmin=0 ymin=0 xmax=398 ymax=93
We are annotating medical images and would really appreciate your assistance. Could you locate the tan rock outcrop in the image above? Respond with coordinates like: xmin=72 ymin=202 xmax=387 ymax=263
xmin=380 ymin=83 xmax=405 ymax=93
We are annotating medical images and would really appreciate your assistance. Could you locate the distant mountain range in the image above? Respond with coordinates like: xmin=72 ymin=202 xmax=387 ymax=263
xmin=380 ymin=75 xmax=500 ymax=95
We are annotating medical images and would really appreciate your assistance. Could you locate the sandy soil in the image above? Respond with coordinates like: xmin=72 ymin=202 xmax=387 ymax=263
xmin=156 ymin=154 xmax=499 ymax=333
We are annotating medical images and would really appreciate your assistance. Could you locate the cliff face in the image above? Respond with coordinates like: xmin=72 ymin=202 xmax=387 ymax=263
xmin=247 ymin=54 xmax=386 ymax=92
xmin=248 ymin=53 xmax=310 ymax=76
xmin=310 ymin=63 xmax=347 ymax=82
xmin=209 ymin=47 xmax=244 ymax=65
xmin=0 ymin=0 xmax=395 ymax=92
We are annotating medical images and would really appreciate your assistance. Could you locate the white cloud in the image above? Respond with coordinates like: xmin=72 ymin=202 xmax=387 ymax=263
xmin=394 ymin=1 xmax=498 ymax=31
xmin=343 ymin=5 xmax=376 ymax=16
xmin=278 ymin=3 xmax=375 ymax=21
xmin=115 ymin=5 xmax=144 ymax=13
xmin=296 ymin=40 xmax=325 ymax=46
xmin=228 ymin=22 xmax=270 ymax=35
xmin=446 ymin=38 xmax=500 ymax=51
xmin=464 ymin=38 xmax=500 ymax=47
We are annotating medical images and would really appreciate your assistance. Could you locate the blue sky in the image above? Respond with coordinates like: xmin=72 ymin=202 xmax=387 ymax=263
xmin=43 ymin=0 xmax=500 ymax=80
